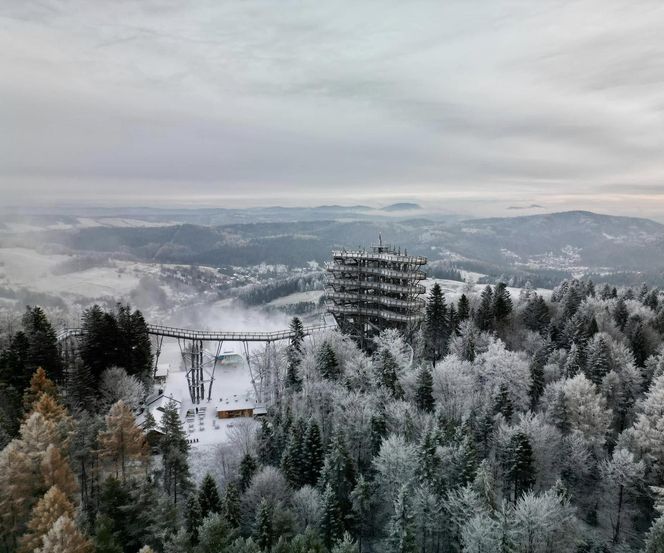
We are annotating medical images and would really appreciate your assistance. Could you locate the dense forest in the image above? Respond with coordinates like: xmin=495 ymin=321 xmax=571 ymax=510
xmin=3 ymin=278 xmax=664 ymax=552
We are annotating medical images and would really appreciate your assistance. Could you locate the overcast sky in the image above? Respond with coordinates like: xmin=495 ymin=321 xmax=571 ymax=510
xmin=1 ymin=0 xmax=664 ymax=216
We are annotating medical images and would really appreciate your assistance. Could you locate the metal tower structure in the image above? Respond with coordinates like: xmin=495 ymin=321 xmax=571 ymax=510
xmin=325 ymin=238 xmax=427 ymax=347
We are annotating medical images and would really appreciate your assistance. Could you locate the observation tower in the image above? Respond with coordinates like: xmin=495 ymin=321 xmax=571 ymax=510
xmin=325 ymin=237 xmax=427 ymax=347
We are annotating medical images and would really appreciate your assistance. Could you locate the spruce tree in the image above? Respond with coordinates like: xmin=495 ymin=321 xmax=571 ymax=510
xmin=318 ymin=342 xmax=340 ymax=380
xmin=185 ymin=495 xmax=203 ymax=545
xmin=493 ymin=384 xmax=513 ymax=421
xmin=503 ymin=432 xmax=535 ymax=503
xmin=286 ymin=317 xmax=305 ymax=391
xmin=21 ymin=306 xmax=63 ymax=384
xmin=475 ymin=286 xmax=494 ymax=331
xmin=614 ymin=298 xmax=628 ymax=332
xmin=564 ymin=343 xmax=583 ymax=377
xmin=414 ymin=366 xmax=435 ymax=412
xmin=303 ymin=420 xmax=324 ymax=486
xmin=320 ymin=483 xmax=343 ymax=549
xmin=198 ymin=474 xmax=222 ymax=519
xmin=457 ymin=294 xmax=470 ymax=322
xmin=378 ymin=349 xmax=403 ymax=398
xmin=350 ymin=476 xmax=373 ymax=553
xmin=94 ymin=514 xmax=123 ymax=553
xmin=319 ymin=433 xmax=356 ymax=533
xmin=386 ymin=486 xmax=416 ymax=553
xmin=629 ymin=321 xmax=649 ymax=367
xmin=586 ymin=336 xmax=611 ymax=385
xmin=239 ymin=453 xmax=258 ymax=492
xmin=281 ymin=418 xmax=306 ymax=488
xmin=254 ymin=499 xmax=274 ymax=551
xmin=424 ymin=283 xmax=448 ymax=364
xmin=159 ymin=400 xmax=191 ymax=504
xmin=221 ymin=482 xmax=241 ymax=528
xmin=492 ymin=282 xmax=513 ymax=324
xmin=370 ymin=413 xmax=387 ymax=457
xmin=529 ymin=358 xmax=545 ymax=409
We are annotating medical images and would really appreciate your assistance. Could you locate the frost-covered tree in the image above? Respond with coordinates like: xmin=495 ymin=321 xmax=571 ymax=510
xmin=424 ymin=283 xmax=449 ymax=364
xmin=373 ymin=434 xmax=418 ymax=501
xmin=599 ymin=448 xmax=645 ymax=543
xmin=502 ymin=432 xmax=535 ymax=503
xmin=628 ymin=373 xmax=664 ymax=473
xmin=99 ymin=367 xmax=146 ymax=412
xmin=563 ymin=374 xmax=612 ymax=449
xmin=386 ymin=486 xmax=416 ymax=553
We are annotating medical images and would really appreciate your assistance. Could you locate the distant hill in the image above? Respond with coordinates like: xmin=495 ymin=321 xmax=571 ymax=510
xmin=382 ymin=202 xmax=421 ymax=212
xmin=6 ymin=210 xmax=664 ymax=278
xmin=450 ymin=211 xmax=664 ymax=270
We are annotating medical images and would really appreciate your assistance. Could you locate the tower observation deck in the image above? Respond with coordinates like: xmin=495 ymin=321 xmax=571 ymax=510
xmin=325 ymin=240 xmax=427 ymax=346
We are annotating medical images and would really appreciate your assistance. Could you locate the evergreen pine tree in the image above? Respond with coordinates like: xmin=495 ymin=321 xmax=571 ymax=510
xmin=318 ymin=342 xmax=340 ymax=380
xmin=93 ymin=514 xmax=123 ymax=553
xmin=629 ymin=321 xmax=649 ymax=367
xmin=239 ymin=453 xmax=258 ymax=492
xmin=492 ymin=282 xmax=513 ymax=324
xmin=159 ymin=400 xmax=191 ymax=504
xmin=185 ymin=494 xmax=203 ymax=545
xmin=493 ymin=384 xmax=513 ymax=421
xmin=614 ymin=298 xmax=628 ymax=332
xmin=281 ymin=418 xmax=306 ymax=488
xmin=550 ymin=390 xmax=570 ymax=435
xmin=529 ymin=358 xmax=545 ymax=409
xmin=198 ymin=474 xmax=222 ymax=519
xmin=319 ymin=433 xmax=356 ymax=533
xmin=564 ymin=343 xmax=583 ymax=377
xmin=303 ymin=420 xmax=324 ymax=486
xmin=423 ymin=283 xmax=448 ymax=364
xmin=503 ymin=432 xmax=535 ymax=503
xmin=600 ymin=284 xmax=612 ymax=300
xmin=475 ymin=286 xmax=494 ymax=331
xmin=320 ymin=483 xmax=343 ymax=549
xmin=585 ymin=335 xmax=611 ymax=385
xmin=457 ymin=294 xmax=470 ymax=322
xmin=386 ymin=486 xmax=416 ymax=553
xmin=414 ymin=366 xmax=435 ymax=412
xmin=378 ymin=349 xmax=403 ymax=398
xmin=370 ymin=412 xmax=387 ymax=457
xmin=350 ymin=476 xmax=373 ymax=553
xmin=285 ymin=317 xmax=305 ymax=391
xmin=221 ymin=482 xmax=241 ymax=528
xmin=254 ymin=499 xmax=274 ymax=551
xmin=21 ymin=306 xmax=63 ymax=384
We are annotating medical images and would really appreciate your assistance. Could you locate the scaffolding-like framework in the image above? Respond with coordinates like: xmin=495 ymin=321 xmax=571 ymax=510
xmin=325 ymin=240 xmax=427 ymax=346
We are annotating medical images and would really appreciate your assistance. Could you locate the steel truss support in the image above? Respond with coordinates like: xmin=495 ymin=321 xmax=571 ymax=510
xmin=152 ymin=335 xmax=164 ymax=377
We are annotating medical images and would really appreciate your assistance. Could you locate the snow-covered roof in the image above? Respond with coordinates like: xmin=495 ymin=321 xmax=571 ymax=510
xmin=155 ymin=363 xmax=170 ymax=378
xmin=216 ymin=396 xmax=255 ymax=412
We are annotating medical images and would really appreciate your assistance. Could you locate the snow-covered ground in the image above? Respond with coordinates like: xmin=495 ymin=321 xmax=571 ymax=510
xmin=150 ymin=340 xmax=259 ymax=481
